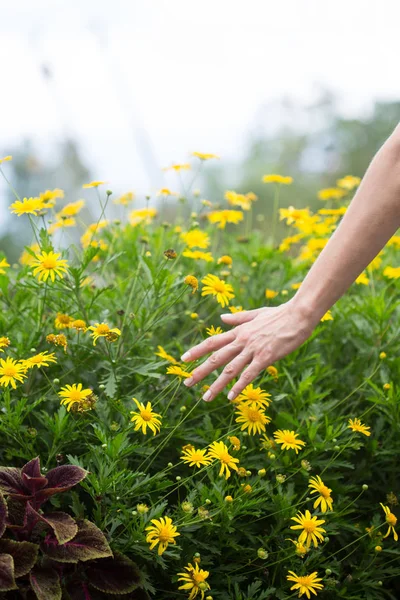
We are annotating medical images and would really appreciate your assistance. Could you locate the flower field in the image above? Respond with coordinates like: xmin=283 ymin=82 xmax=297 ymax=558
xmin=0 ymin=153 xmax=399 ymax=599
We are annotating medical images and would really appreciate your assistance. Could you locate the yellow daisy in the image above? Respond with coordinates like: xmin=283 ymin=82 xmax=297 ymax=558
xmin=22 ymin=351 xmax=57 ymax=370
xmin=184 ymin=275 xmax=199 ymax=293
xmin=9 ymin=197 xmax=45 ymax=216
xmin=183 ymin=250 xmax=214 ymax=262
xmin=206 ymin=325 xmax=224 ymax=336
xmin=290 ymin=509 xmax=326 ymax=549
xmin=0 ymin=337 xmax=11 ymax=353
xmin=180 ymin=447 xmax=212 ymax=468
xmin=0 ymin=258 xmax=10 ymax=275
xmin=0 ymin=357 xmax=27 ymax=389
xmin=207 ymin=209 xmax=243 ymax=229
xmin=177 ymin=562 xmax=211 ymax=599
xmin=235 ymin=401 xmax=270 ymax=435
xmin=380 ymin=503 xmax=398 ymax=542
xmin=58 ymin=383 xmax=94 ymax=412
xmin=273 ymin=430 xmax=306 ymax=454
xmin=308 ymin=475 xmax=333 ymax=512
xmin=348 ymin=418 xmax=371 ymax=436
xmin=88 ymin=323 xmax=121 ymax=346
xmin=180 ymin=229 xmax=210 ymax=249
xmin=155 ymin=345 xmax=179 ymax=364
xmin=145 ymin=516 xmax=179 ymax=555
xmin=82 ymin=181 xmax=107 ymax=188
xmin=201 ymin=274 xmax=235 ymax=308
xmin=57 ymin=200 xmax=85 ymax=218
xmin=287 ymin=571 xmax=324 ymax=598
xmin=191 ymin=151 xmax=219 ymax=161
xmin=162 ymin=163 xmax=191 ymax=172
xmin=206 ymin=440 xmax=239 ymax=479
xmin=166 ymin=365 xmax=194 ymax=379
xmin=130 ymin=398 xmax=162 ymax=435
xmin=31 ymin=251 xmax=69 ymax=283
xmin=55 ymin=313 xmax=74 ymax=329
xmin=262 ymin=174 xmax=293 ymax=184
xmin=235 ymin=384 xmax=271 ymax=408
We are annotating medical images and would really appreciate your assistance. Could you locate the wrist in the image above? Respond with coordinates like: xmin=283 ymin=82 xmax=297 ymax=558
xmin=289 ymin=292 xmax=324 ymax=330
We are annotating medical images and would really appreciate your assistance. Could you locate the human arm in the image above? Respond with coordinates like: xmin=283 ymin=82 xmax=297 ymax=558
xmin=181 ymin=123 xmax=400 ymax=402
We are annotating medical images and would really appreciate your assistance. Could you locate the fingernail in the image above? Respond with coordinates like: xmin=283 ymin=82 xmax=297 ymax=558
xmin=181 ymin=352 xmax=191 ymax=361
xmin=220 ymin=314 xmax=229 ymax=317
xmin=202 ymin=390 xmax=212 ymax=401
xmin=227 ymin=391 xmax=235 ymax=400
xmin=183 ymin=377 xmax=193 ymax=386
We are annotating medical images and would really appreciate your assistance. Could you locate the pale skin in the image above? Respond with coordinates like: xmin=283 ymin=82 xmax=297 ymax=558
xmin=181 ymin=123 xmax=400 ymax=402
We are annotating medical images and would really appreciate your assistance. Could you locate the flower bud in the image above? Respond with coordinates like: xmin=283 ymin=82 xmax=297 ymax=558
xmin=176 ymin=476 xmax=181 ymax=481
xmin=362 ymin=484 xmax=368 ymax=491
xmin=225 ymin=495 xmax=233 ymax=502
xmin=257 ymin=548 xmax=268 ymax=559
xmin=52 ymin=378 xmax=60 ymax=385
xmin=375 ymin=545 xmax=382 ymax=552
xmin=258 ymin=468 xmax=266 ymax=477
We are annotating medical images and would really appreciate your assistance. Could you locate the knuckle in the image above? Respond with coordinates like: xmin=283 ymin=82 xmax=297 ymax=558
xmin=209 ymin=353 xmax=219 ymax=364
xmin=222 ymin=363 xmax=236 ymax=375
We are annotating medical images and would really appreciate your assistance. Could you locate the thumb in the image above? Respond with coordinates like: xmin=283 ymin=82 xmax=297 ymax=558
xmin=220 ymin=307 xmax=264 ymax=325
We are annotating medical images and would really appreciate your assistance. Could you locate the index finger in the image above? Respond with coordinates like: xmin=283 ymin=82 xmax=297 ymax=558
xmin=181 ymin=330 xmax=236 ymax=362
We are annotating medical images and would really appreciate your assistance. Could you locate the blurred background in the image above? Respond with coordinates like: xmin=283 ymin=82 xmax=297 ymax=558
xmin=1 ymin=0 xmax=399 ymax=261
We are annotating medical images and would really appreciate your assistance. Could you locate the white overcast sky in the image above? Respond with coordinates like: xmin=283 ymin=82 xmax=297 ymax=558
xmin=0 ymin=0 xmax=399 ymax=194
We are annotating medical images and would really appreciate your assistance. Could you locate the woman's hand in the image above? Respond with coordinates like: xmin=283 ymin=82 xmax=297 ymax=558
xmin=180 ymin=298 xmax=316 ymax=402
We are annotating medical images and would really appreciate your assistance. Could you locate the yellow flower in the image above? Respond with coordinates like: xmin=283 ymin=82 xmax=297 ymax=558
xmin=286 ymin=571 xmax=324 ymax=598
xmin=279 ymin=207 xmax=311 ymax=227
xmin=235 ymin=401 xmax=270 ymax=435
xmin=57 ymin=200 xmax=85 ymax=218
xmin=317 ymin=187 xmax=346 ymax=201
xmin=355 ymin=272 xmax=369 ymax=285
xmin=88 ymin=323 xmax=121 ymax=346
xmin=336 ymin=175 xmax=361 ymax=190
xmin=206 ymin=441 xmax=239 ymax=479
xmin=380 ymin=503 xmax=398 ymax=541
xmin=262 ymin=174 xmax=293 ymax=184
xmin=166 ymin=365 xmax=194 ymax=379
xmin=217 ymin=255 xmax=233 ymax=266
xmin=39 ymin=189 xmax=64 ymax=208
xmin=184 ymin=275 xmax=199 ymax=294
xmin=31 ymin=251 xmax=69 ymax=283
xmin=9 ymin=197 xmax=45 ymax=216
xmin=207 ymin=209 xmax=243 ymax=229
xmin=387 ymin=235 xmax=400 ymax=249
xmin=71 ymin=319 xmax=87 ymax=332
xmin=225 ymin=495 xmax=233 ymax=502
xmin=235 ymin=384 xmax=271 ymax=408
xmin=82 ymin=181 xmax=107 ymax=188
xmin=348 ymin=418 xmax=371 ymax=436
xmin=130 ymin=398 xmax=162 ymax=435
xmin=206 ymin=325 xmax=224 ymax=336
xmin=266 ymin=366 xmax=278 ymax=381
xmin=181 ymin=229 xmax=210 ymax=249
xmin=383 ymin=266 xmax=400 ymax=279
xmin=286 ymin=539 xmax=308 ymax=557
xmin=46 ymin=333 xmax=68 ymax=352
xmin=183 ymin=250 xmax=214 ymax=262
xmin=19 ymin=244 xmax=40 ymax=266
xmin=190 ymin=312 xmax=199 ymax=319
xmin=155 ymin=345 xmax=179 ymax=364
xmin=383 ymin=383 xmax=391 ymax=390
xmin=273 ymin=430 xmax=306 ymax=454
xmin=201 ymin=274 xmax=235 ymax=308
xmin=0 ymin=258 xmax=10 ymax=275
xmin=145 ymin=516 xmax=180 ymax=555
xmin=265 ymin=288 xmax=278 ymax=299
xmin=58 ymin=383 xmax=94 ymax=412
xmin=192 ymin=151 xmax=220 ymax=161
xmin=320 ymin=310 xmax=333 ymax=322
xmin=228 ymin=436 xmax=241 ymax=451
xmin=180 ymin=447 xmax=212 ymax=468
xmin=55 ymin=313 xmax=74 ymax=329
xmin=163 ymin=163 xmax=191 ymax=172
xmin=113 ymin=191 xmax=135 ymax=205
xmin=318 ymin=207 xmax=347 ymax=216
xmin=290 ymin=510 xmax=326 ymax=549
xmin=224 ymin=190 xmax=252 ymax=211
xmin=23 ymin=351 xmax=57 ymax=370
xmin=129 ymin=207 xmax=157 ymax=227
xmin=156 ymin=188 xmax=179 ymax=196
xmin=229 ymin=305 xmax=244 ymax=313
xmin=308 ymin=476 xmax=333 ymax=512
xmin=0 ymin=357 xmax=27 ymax=389
xmin=0 ymin=156 xmax=12 ymax=164
xmin=0 ymin=337 xmax=11 ymax=353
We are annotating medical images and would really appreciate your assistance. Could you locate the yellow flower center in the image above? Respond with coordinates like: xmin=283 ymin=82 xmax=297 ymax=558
xmin=213 ymin=282 xmax=226 ymax=292
xmin=320 ymin=485 xmax=331 ymax=498
xmin=97 ymin=324 xmax=110 ymax=334
xmin=140 ymin=409 xmax=153 ymax=422
xmin=297 ymin=575 xmax=313 ymax=586
xmin=219 ymin=451 xmax=232 ymax=464
xmin=58 ymin=314 xmax=70 ymax=324
xmin=69 ymin=390 xmax=83 ymax=401
xmin=41 ymin=256 xmax=58 ymax=269
xmin=246 ymin=407 xmax=261 ymax=422
xmin=282 ymin=433 xmax=296 ymax=443
xmin=158 ymin=527 xmax=171 ymax=542
xmin=302 ymin=519 xmax=317 ymax=533
xmin=387 ymin=513 xmax=397 ymax=527
xmin=2 ymin=365 xmax=17 ymax=377
xmin=193 ymin=573 xmax=206 ymax=584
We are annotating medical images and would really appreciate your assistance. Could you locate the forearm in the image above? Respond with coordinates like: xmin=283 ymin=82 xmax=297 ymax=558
xmin=292 ymin=124 xmax=400 ymax=326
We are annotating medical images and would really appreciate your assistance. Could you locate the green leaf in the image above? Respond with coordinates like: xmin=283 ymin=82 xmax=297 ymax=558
xmin=86 ymin=551 xmax=141 ymax=594
xmin=42 ymin=519 xmax=113 ymax=563
xmin=30 ymin=566 xmax=62 ymax=600
xmin=0 ymin=539 xmax=38 ymax=578
xmin=0 ymin=553 xmax=17 ymax=591
xmin=104 ymin=371 xmax=117 ymax=398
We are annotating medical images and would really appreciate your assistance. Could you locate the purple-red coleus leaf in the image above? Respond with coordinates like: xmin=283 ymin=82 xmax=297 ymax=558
xmin=26 ymin=503 xmax=78 ymax=545
xmin=30 ymin=565 xmax=62 ymax=600
xmin=0 ymin=492 xmax=7 ymax=538
xmin=22 ymin=458 xmax=48 ymax=495
xmin=35 ymin=465 xmax=88 ymax=502
xmin=85 ymin=551 xmax=141 ymax=594
xmin=0 ymin=553 xmax=17 ymax=592
xmin=42 ymin=519 xmax=112 ymax=564
xmin=0 ymin=467 xmax=32 ymax=500
xmin=0 ymin=539 xmax=39 ymax=579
